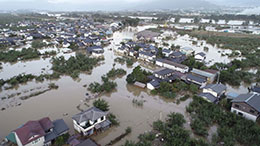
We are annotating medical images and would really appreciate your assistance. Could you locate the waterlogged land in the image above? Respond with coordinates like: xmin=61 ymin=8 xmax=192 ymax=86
xmin=0 ymin=25 xmax=256 ymax=145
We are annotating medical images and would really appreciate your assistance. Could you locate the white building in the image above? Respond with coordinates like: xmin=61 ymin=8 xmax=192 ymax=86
xmin=138 ymin=51 xmax=156 ymax=62
xmin=72 ymin=107 xmax=111 ymax=136
xmin=195 ymin=52 xmax=206 ymax=62
xmin=180 ymin=47 xmax=194 ymax=55
xmin=179 ymin=18 xmax=194 ymax=23
xmin=155 ymin=59 xmax=189 ymax=73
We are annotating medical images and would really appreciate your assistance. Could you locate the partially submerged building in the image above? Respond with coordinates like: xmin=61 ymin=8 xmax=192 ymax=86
xmin=72 ymin=107 xmax=111 ymax=136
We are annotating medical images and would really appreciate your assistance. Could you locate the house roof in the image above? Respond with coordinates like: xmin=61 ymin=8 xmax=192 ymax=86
xmin=171 ymin=51 xmax=184 ymax=57
xmin=187 ymin=73 xmax=207 ymax=84
xmin=87 ymin=46 xmax=104 ymax=53
xmin=77 ymin=139 xmax=98 ymax=146
xmin=252 ymin=86 xmax=260 ymax=94
xmin=6 ymin=132 xmax=16 ymax=144
xmin=72 ymin=107 xmax=108 ymax=123
xmin=232 ymin=93 xmax=260 ymax=112
xmin=45 ymin=119 xmax=69 ymax=143
xmin=198 ymin=93 xmax=217 ymax=103
xmin=191 ymin=68 xmax=215 ymax=78
xmin=156 ymin=58 xmax=188 ymax=69
xmin=38 ymin=117 xmax=54 ymax=132
xmin=204 ymin=69 xmax=219 ymax=75
xmin=162 ymin=49 xmax=172 ymax=54
xmin=139 ymin=51 xmax=155 ymax=57
xmin=53 ymin=119 xmax=69 ymax=135
xmin=154 ymin=68 xmax=175 ymax=76
xmin=181 ymin=47 xmax=193 ymax=51
xmin=196 ymin=52 xmax=206 ymax=57
xmin=14 ymin=121 xmax=45 ymax=145
xmin=136 ymin=30 xmax=160 ymax=39
xmin=203 ymin=84 xmax=227 ymax=94
xmin=148 ymin=80 xmax=160 ymax=88
xmin=13 ymin=117 xmax=68 ymax=145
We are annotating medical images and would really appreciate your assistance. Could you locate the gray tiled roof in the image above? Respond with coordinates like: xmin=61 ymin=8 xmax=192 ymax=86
xmin=187 ymin=73 xmax=207 ymax=84
xmin=198 ymin=93 xmax=217 ymax=103
xmin=252 ymin=86 xmax=260 ymax=94
xmin=204 ymin=84 xmax=227 ymax=94
xmin=77 ymin=139 xmax=98 ymax=146
xmin=149 ymin=80 xmax=160 ymax=88
xmin=45 ymin=119 xmax=69 ymax=143
xmin=154 ymin=68 xmax=174 ymax=76
xmin=191 ymin=68 xmax=215 ymax=78
xmin=232 ymin=94 xmax=260 ymax=112
xmin=53 ymin=119 xmax=69 ymax=135
xmin=72 ymin=107 xmax=108 ymax=123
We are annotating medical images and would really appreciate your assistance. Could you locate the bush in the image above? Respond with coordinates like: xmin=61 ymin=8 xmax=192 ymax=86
xmin=107 ymin=113 xmax=119 ymax=126
xmin=52 ymin=53 xmax=102 ymax=78
xmin=126 ymin=66 xmax=152 ymax=84
xmin=0 ymin=48 xmax=40 ymax=62
xmin=93 ymin=99 xmax=109 ymax=111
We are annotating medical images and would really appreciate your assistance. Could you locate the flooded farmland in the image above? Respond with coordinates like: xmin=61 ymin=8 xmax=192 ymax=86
xmin=0 ymin=25 xmax=252 ymax=145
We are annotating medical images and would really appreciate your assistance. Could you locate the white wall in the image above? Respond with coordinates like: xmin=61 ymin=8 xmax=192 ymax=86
xmin=203 ymin=89 xmax=217 ymax=97
xmin=15 ymin=132 xmax=45 ymax=146
xmin=147 ymin=83 xmax=155 ymax=90
xmin=231 ymin=107 xmax=257 ymax=121
xmin=73 ymin=116 xmax=106 ymax=136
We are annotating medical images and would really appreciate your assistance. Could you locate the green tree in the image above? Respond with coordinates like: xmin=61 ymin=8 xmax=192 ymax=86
xmin=93 ymin=99 xmax=109 ymax=111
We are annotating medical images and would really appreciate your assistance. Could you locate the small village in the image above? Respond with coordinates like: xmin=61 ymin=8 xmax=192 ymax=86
xmin=0 ymin=10 xmax=260 ymax=146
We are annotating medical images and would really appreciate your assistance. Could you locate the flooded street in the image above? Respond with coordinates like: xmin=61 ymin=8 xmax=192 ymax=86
xmin=0 ymin=25 xmax=251 ymax=145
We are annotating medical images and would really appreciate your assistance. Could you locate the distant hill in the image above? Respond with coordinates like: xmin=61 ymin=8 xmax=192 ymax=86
xmin=131 ymin=0 xmax=218 ymax=10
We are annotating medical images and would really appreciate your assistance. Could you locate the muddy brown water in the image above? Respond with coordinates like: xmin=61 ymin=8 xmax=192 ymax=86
xmin=0 ymin=25 xmax=252 ymax=145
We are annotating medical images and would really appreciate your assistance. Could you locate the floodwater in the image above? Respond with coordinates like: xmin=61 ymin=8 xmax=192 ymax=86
xmin=156 ymin=31 xmax=244 ymax=66
xmin=0 ymin=25 xmax=252 ymax=145
xmin=0 ymin=25 xmax=189 ymax=146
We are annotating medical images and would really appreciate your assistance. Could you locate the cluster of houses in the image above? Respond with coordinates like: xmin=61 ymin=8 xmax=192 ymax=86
xmin=5 ymin=107 xmax=111 ymax=146
xmin=116 ymin=28 xmax=260 ymax=123
xmin=0 ymin=18 xmax=123 ymax=58
xmin=167 ymin=17 xmax=260 ymax=34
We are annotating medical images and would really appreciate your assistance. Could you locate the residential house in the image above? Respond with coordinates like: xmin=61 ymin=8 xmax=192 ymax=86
xmin=82 ymin=38 xmax=94 ymax=47
xmin=154 ymin=68 xmax=175 ymax=80
xmin=198 ymin=84 xmax=227 ymax=103
xmin=162 ymin=49 xmax=173 ymax=57
xmin=195 ymin=52 xmax=206 ymax=62
xmin=138 ymin=51 xmax=156 ymax=62
xmin=135 ymin=30 xmax=160 ymax=42
xmin=86 ymin=46 xmax=104 ymax=58
xmin=116 ymin=45 xmax=128 ymax=54
xmin=72 ymin=107 xmax=111 ymax=136
xmin=186 ymin=73 xmax=207 ymax=87
xmin=251 ymin=85 xmax=260 ymax=94
xmin=180 ymin=47 xmax=194 ymax=55
xmin=68 ymin=136 xmax=99 ymax=146
xmin=179 ymin=18 xmax=194 ymax=24
xmin=231 ymin=93 xmax=260 ymax=121
xmin=6 ymin=117 xmax=69 ymax=146
xmin=190 ymin=68 xmax=218 ymax=83
xmin=147 ymin=80 xmax=160 ymax=90
xmin=155 ymin=59 xmax=189 ymax=73
xmin=77 ymin=139 xmax=99 ymax=146
xmin=168 ymin=51 xmax=186 ymax=63
xmin=63 ymin=41 xmax=70 ymax=48
xmin=147 ymin=68 xmax=177 ymax=90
